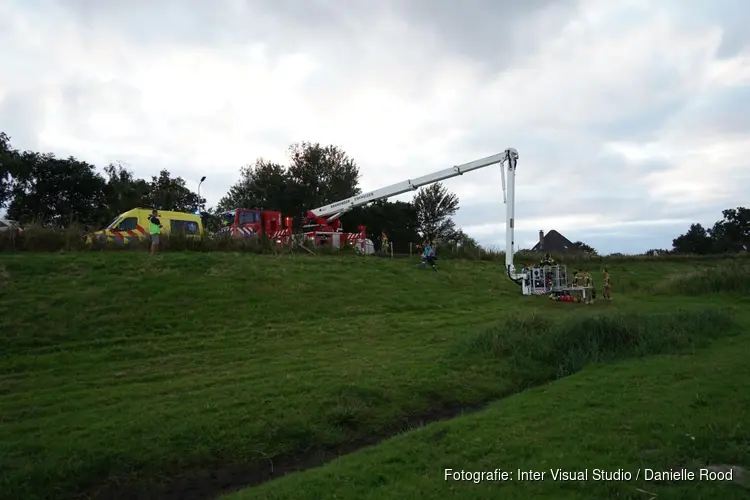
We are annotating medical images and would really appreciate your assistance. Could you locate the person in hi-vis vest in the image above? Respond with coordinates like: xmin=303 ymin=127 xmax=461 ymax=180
xmin=148 ymin=209 xmax=163 ymax=255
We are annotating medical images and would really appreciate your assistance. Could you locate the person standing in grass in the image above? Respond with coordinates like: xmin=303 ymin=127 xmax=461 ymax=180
xmin=418 ymin=240 xmax=437 ymax=272
xmin=583 ymin=269 xmax=594 ymax=304
xmin=148 ymin=209 xmax=163 ymax=255
xmin=381 ymin=231 xmax=389 ymax=254
xmin=602 ymin=269 xmax=612 ymax=300
xmin=572 ymin=269 xmax=583 ymax=302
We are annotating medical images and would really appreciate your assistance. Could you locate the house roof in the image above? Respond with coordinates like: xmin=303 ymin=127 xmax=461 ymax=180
xmin=531 ymin=229 xmax=576 ymax=253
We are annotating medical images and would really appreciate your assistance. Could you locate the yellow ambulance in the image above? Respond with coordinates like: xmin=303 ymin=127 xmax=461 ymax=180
xmin=85 ymin=208 xmax=203 ymax=246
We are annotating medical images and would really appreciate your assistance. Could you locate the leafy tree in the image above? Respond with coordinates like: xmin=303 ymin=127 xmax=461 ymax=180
xmin=572 ymin=241 xmax=598 ymax=255
xmin=146 ymin=169 xmax=202 ymax=213
xmin=5 ymin=150 xmax=109 ymax=227
xmin=217 ymin=159 xmax=291 ymax=214
xmin=219 ymin=142 xmax=362 ymax=230
xmin=672 ymin=223 xmax=714 ymax=254
xmin=443 ymin=229 xmax=479 ymax=248
xmin=0 ymin=132 xmax=18 ymax=208
xmin=342 ymin=200 xmax=420 ymax=253
xmin=102 ymin=162 xmax=150 ymax=218
xmin=286 ymin=141 xmax=361 ymax=216
xmin=709 ymin=207 xmax=749 ymax=253
xmin=645 ymin=248 xmax=670 ymax=256
xmin=199 ymin=208 xmax=223 ymax=233
xmin=412 ymin=182 xmax=459 ymax=242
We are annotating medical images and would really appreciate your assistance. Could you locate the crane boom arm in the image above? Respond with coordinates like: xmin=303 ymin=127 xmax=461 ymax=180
xmin=303 ymin=148 xmax=522 ymax=286
xmin=306 ymin=150 xmax=518 ymax=222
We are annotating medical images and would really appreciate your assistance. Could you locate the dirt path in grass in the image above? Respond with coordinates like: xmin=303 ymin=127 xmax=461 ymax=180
xmin=80 ymin=403 xmax=487 ymax=500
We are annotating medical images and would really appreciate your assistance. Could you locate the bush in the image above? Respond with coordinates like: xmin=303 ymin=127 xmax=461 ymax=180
xmin=454 ymin=308 xmax=733 ymax=388
xmin=652 ymin=262 xmax=750 ymax=295
xmin=0 ymin=224 xmax=308 ymax=255
xmin=0 ymin=223 xmax=91 ymax=252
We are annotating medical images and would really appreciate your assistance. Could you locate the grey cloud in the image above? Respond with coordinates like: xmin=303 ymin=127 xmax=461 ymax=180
xmin=456 ymin=127 xmax=671 ymax=187
xmin=715 ymin=26 xmax=748 ymax=59
xmin=388 ymin=0 xmax=580 ymax=72
xmin=0 ymin=90 xmax=46 ymax=151
xmin=249 ymin=0 xmax=375 ymax=33
xmin=667 ymin=0 xmax=750 ymax=59
xmin=0 ymin=0 xmax=600 ymax=118
xmin=676 ymin=86 xmax=750 ymax=136
xmin=35 ymin=0 xmax=581 ymax=70
xmin=53 ymin=78 xmax=152 ymax=151
xmin=41 ymin=0 xmax=382 ymax=51
xmin=584 ymin=94 xmax=688 ymax=142
xmin=48 ymin=74 xmax=294 ymax=175
xmin=59 ymin=78 xmax=144 ymax=114
xmin=52 ymin=0 xmax=247 ymax=47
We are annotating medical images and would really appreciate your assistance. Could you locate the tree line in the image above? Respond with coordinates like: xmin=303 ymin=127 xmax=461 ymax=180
xmin=656 ymin=208 xmax=749 ymax=255
xmin=0 ymin=132 xmax=473 ymax=253
xmin=3 ymin=131 xmax=746 ymax=256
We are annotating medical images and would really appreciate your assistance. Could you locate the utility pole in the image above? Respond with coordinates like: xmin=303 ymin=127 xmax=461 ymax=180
xmin=198 ymin=176 xmax=206 ymax=212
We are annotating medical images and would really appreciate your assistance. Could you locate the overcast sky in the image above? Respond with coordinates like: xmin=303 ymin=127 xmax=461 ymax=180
xmin=1 ymin=0 xmax=749 ymax=254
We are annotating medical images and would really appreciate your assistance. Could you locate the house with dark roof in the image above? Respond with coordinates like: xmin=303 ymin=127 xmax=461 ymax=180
xmin=531 ymin=230 xmax=576 ymax=253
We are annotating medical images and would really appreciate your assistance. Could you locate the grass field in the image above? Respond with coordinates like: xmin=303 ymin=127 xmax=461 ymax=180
xmin=1 ymin=252 xmax=749 ymax=500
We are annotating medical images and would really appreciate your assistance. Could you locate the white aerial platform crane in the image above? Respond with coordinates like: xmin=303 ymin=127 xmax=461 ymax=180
xmin=303 ymin=149 xmax=525 ymax=288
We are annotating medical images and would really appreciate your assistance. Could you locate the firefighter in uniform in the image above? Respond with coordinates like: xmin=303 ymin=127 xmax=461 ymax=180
xmin=583 ymin=269 xmax=594 ymax=304
xmin=539 ymin=253 xmax=556 ymax=292
xmin=540 ymin=252 xmax=556 ymax=266
xmin=571 ymin=269 xmax=583 ymax=302
xmin=602 ymin=269 xmax=612 ymax=300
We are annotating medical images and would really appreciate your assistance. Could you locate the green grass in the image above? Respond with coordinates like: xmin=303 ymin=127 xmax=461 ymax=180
xmin=453 ymin=308 xmax=733 ymax=387
xmin=228 ymin=321 xmax=750 ymax=500
xmin=652 ymin=262 xmax=750 ymax=295
xmin=1 ymin=252 xmax=748 ymax=499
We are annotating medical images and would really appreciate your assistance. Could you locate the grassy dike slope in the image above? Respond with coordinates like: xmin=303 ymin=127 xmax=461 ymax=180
xmin=226 ymin=268 xmax=750 ymax=500
xmin=0 ymin=252 xmax=748 ymax=499
xmin=227 ymin=326 xmax=750 ymax=500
